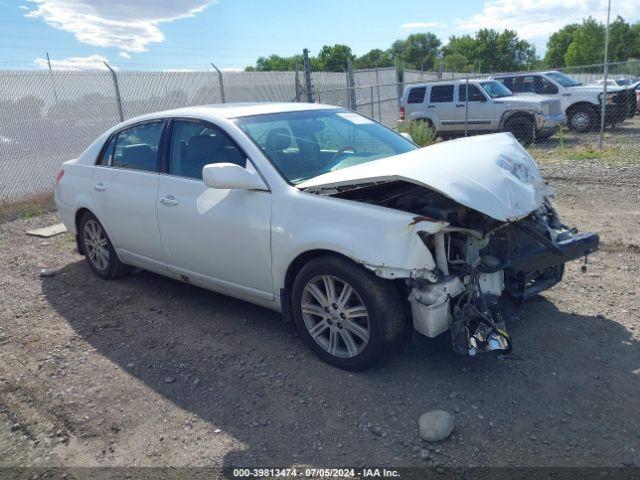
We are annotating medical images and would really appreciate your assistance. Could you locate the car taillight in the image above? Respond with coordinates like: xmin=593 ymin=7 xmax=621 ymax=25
xmin=55 ymin=169 xmax=64 ymax=184
xmin=400 ymin=106 xmax=405 ymax=120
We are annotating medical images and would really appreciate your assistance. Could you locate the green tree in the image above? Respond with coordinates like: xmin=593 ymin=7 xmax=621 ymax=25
xmin=544 ymin=24 xmax=579 ymax=67
xmin=564 ymin=17 xmax=605 ymax=66
xmin=317 ymin=44 xmax=355 ymax=71
xmin=608 ymin=16 xmax=637 ymax=61
xmin=399 ymin=33 xmax=441 ymax=69
xmin=354 ymin=49 xmax=393 ymax=69
xmin=443 ymin=53 xmax=471 ymax=72
xmin=445 ymin=29 xmax=536 ymax=72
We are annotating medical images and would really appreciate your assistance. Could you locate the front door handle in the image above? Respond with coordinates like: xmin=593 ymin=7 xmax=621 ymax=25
xmin=160 ymin=195 xmax=179 ymax=206
xmin=93 ymin=183 xmax=106 ymax=192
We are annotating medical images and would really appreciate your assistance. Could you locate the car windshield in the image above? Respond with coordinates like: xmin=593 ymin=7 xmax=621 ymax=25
xmin=614 ymin=79 xmax=632 ymax=86
xmin=480 ymin=81 xmax=513 ymax=98
xmin=546 ymin=71 xmax=582 ymax=87
xmin=236 ymin=109 xmax=417 ymax=184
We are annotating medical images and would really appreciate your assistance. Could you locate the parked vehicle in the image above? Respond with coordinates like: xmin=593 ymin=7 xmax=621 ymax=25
xmin=492 ymin=71 xmax=637 ymax=131
xmin=595 ymin=78 xmax=635 ymax=88
xmin=55 ymin=103 xmax=598 ymax=369
xmin=399 ymin=79 xmax=565 ymax=145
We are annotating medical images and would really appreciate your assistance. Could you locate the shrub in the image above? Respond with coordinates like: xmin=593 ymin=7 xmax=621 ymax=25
xmin=397 ymin=120 xmax=436 ymax=147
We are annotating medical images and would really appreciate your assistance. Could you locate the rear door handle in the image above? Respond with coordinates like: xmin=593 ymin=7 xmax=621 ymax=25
xmin=427 ymin=105 xmax=436 ymax=109
xmin=93 ymin=183 xmax=106 ymax=192
xmin=160 ymin=195 xmax=179 ymax=206
xmin=456 ymin=104 xmax=465 ymax=107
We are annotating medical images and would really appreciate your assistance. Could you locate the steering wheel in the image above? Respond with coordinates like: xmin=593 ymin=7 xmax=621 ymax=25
xmin=330 ymin=145 xmax=357 ymax=163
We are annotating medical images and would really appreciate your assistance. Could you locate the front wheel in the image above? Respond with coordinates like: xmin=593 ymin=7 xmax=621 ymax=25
xmin=291 ymin=255 xmax=406 ymax=370
xmin=504 ymin=116 xmax=535 ymax=145
xmin=568 ymin=106 xmax=597 ymax=132
xmin=79 ymin=211 xmax=129 ymax=279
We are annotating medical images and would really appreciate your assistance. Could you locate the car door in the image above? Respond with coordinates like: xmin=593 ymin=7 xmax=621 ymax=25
xmin=457 ymin=83 xmax=494 ymax=130
xmin=428 ymin=84 xmax=458 ymax=131
xmin=156 ymin=118 xmax=273 ymax=302
xmin=91 ymin=120 xmax=167 ymax=273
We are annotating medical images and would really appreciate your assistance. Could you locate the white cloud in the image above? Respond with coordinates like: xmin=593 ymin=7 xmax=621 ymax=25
xmin=119 ymin=51 xmax=131 ymax=59
xmin=401 ymin=21 xmax=446 ymax=30
xmin=19 ymin=5 xmax=29 ymax=10
xmin=33 ymin=53 xmax=111 ymax=70
xmin=25 ymin=0 xmax=215 ymax=52
xmin=457 ymin=0 xmax=640 ymax=41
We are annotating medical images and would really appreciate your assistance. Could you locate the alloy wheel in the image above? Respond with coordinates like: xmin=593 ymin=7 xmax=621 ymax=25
xmin=83 ymin=219 xmax=110 ymax=271
xmin=301 ymin=274 xmax=371 ymax=358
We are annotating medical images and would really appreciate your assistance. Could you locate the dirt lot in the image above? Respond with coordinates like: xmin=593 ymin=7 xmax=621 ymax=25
xmin=1 ymin=120 xmax=639 ymax=471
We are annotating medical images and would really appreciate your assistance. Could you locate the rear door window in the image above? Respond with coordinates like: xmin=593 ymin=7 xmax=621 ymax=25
xmin=112 ymin=122 xmax=164 ymax=172
xmin=430 ymin=85 xmax=454 ymax=103
xmin=496 ymin=76 xmax=514 ymax=91
xmin=407 ymin=87 xmax=427 ymax=104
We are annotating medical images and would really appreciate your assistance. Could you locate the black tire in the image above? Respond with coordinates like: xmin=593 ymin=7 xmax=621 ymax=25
xmin=78 ymin=211 xmax=129 ymax=279
xmin=504 ymin=116 xmax=535 ymax=145
xmin=567 ymin=105 xmax=597 ymax=132
xmin=291 ymin=254 xmax=406 ymax=370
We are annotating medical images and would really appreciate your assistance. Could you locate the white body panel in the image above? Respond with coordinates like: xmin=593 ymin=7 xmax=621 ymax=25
xmin=54 ymin=103 xmax=548 ymax=319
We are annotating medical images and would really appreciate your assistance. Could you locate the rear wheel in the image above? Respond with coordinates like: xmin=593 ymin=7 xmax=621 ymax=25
xmin=291 ymin=255 xmax=405 ymax=370
xmin=79 ymin=212 xmax=129 ymax=279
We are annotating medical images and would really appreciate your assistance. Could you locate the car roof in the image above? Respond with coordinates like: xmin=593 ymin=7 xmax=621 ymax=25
xmin=118 ymin=102 xmax=338 ymax=127
xmin=407 ymin=78 xmax=488 ymax=88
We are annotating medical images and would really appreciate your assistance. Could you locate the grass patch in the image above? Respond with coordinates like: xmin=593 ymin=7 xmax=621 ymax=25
xmin=0 ymin=192 xmax=55 ymax=224
xmin=563 ymin=146 xmax=609 ymax=161
xmin=397 ymin=120 xmax=436 ymax=147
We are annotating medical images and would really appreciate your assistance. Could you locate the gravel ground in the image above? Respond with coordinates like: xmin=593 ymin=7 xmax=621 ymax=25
xmin=0 ymin=121 xmax=639 ymax=471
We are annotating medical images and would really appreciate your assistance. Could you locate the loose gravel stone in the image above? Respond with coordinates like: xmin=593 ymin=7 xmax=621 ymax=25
xmin=419 ymin=411 xmax=455 ymax=442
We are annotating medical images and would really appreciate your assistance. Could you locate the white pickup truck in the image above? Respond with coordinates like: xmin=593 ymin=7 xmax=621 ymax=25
xmin=400 ymin=79 xmax=565 ymax=145
xmin=491 ymin=71 xmax=637 ymax=132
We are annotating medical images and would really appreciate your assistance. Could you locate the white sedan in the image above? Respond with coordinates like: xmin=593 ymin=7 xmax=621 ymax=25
xmin=55 ymin=103 xmax=598 ymax=369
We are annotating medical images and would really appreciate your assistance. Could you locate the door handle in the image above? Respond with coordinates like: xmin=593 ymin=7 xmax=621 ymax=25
xmin=427 ymin=105 xmax=436 ymax=109
xmin=93 ymin=183 xmax=106 ymax=192
xmin=160 ymin=196 xmax=179 ymax=206
xmin=456 ymin=104 xmax=465 ymax=107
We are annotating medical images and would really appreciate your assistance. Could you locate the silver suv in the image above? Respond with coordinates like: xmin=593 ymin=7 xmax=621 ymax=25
xmin=400 ymin=79 xmax=566 ymax=144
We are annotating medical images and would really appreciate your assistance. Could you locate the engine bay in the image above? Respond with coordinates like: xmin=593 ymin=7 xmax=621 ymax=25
xmin=327 ymin=180 xmax=599 ymax=356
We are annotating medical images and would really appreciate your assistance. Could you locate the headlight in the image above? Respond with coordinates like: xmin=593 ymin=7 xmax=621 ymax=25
xmin=598 ymin=92 xmax=616 ymax=105
xmin=497 ymin=154 xmax=541 ymax=184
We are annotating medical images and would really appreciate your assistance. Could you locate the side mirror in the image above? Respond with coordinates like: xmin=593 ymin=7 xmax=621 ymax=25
xmin=400 ymin=132 xmax=414 ymax=142
xmin=202 ymin=163 xmax=268 ymax=191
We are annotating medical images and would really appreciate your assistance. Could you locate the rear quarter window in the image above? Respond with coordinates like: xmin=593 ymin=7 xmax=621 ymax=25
xmin=407 ymin=87 xmax=426 ymax=104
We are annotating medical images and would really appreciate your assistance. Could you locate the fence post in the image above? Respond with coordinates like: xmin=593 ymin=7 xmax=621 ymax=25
xmin=104 ymin=61 xmax=123 ymax=122
xmin=303 ymin=49 xmax=314 ymax=103
xmin=347 ymin=59 xmax=357 ymax=111
xmin=375 ymin=64 xmax=382 ymax=121
xmin=294 ymin=65 xmax=301 ymax=102
xmin=396 ymin=60 xmax=404 ymax=110
xmin=599 ymin=0 xmax=611 ymax=149
xmin=210 ymin=62 xmax=226 ymax=103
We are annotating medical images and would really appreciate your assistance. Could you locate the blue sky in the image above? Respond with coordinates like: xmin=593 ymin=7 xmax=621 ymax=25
xmin=0 ymin=0 xmax=637 ymax=70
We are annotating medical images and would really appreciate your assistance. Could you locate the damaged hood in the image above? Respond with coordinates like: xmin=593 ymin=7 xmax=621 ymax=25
xmin=297 ymin=132 xmax=551 ymax=222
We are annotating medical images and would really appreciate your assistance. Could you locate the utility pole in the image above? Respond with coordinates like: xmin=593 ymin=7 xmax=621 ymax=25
xmin=599 ymin=0 xmax=612 ymax=149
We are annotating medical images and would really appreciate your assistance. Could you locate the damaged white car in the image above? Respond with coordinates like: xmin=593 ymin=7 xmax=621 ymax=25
xmin=54 ymin=103 xmax=599 ymax=370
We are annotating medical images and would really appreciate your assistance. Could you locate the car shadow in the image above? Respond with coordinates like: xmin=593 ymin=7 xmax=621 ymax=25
xmin=41 ymin=260 xmax=640 ymax=468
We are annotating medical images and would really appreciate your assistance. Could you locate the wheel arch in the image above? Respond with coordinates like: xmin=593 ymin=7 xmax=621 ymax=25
xmin=499 ymin=110 xmax=535 ymax=129
xmin=566 ymin=101 xmax=598 ymax=115
xmin=74 ymin=207 xmax=94 ymax=255
xmin=280 ymin=249 xmax=354 ymax=323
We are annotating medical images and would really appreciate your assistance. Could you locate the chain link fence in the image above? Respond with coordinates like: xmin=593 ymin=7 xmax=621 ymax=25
xmin=1 ymin=60 xmax=638 ymax=206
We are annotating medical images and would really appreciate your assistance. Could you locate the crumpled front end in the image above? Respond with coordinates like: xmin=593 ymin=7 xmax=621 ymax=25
xmin=306 ymin=133 xmax=599 ymax=356
xmin=406 ymin=196 xmax=598 ymax=356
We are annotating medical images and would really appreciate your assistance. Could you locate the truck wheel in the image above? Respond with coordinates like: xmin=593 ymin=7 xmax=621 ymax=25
xmin=568 ymin=105 xmax=597 ymax=132
xmin=291 ymin=255 xmax=406 ymax=370
xmin=504 ymin=116 xmax=534 ymax=145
